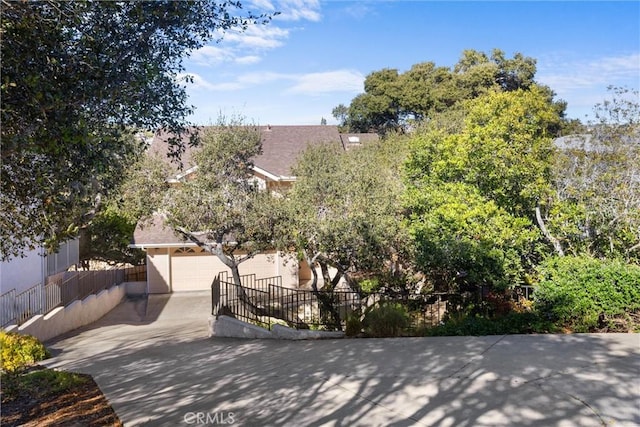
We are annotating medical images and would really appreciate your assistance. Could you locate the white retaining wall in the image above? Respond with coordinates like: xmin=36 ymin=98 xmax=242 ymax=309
xmin=3 ymin=284 xmax=126 ymax=342
xmin=209 ymin=315 xmax=345 ymax=340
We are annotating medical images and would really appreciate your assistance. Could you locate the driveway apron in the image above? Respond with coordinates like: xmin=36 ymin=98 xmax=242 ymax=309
xmin=43 ymin=293 xmax=640 ymax=427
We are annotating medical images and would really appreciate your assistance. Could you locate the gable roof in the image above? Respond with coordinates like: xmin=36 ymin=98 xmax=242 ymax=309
xmin=257 ymin=125 xmax=342 ymax=177
xmin=131 ymin=215 xmax=189 ymax=248
xmin=148 ymin=125 xmax=356 ymax=181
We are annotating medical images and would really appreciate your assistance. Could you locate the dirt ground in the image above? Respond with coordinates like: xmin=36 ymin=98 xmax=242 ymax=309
xmin=1 ymin=372 xmax=122 ymax=427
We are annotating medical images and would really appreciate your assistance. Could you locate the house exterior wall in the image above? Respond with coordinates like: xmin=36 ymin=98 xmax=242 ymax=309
xmin=147 ymin=248 xmax=171 ymax=293
xmin=145 ymin=247 xmax=300 ymax=293
xmin=46 ymin=239 xmax=80 ymax=276
xmin=0 ymin=239 xmax=79 ymax=295
xmin=0 ymin=247 xmax=45 ymax=295
xmin=170 ymin=248 xmax=226 ymax=291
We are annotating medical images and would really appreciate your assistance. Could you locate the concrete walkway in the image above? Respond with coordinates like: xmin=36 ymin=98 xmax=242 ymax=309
xmin=42 ymin=292 xmax=640 ymax=427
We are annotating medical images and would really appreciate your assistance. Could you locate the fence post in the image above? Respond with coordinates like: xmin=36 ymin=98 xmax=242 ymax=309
xmin=211 ymin=276 xmax=220 ymax=316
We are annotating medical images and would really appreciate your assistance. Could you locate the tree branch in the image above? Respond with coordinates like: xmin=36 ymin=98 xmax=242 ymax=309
xmin=627 ymin=242 xmax=640 ymax=253
xmin=174 ymin=226 xmax=237 ymax=269
xmin=535 ymin=205 xmax=565 ymax=256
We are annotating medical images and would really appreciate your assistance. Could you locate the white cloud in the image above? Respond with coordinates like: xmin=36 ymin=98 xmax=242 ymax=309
xmin=274 ymin=0 xmax=321 ymax=22
xmin=538 ymin=52 xmax=640 ymax=93
xmin=343 ymin=3 xmax=375 ymax=20
xmin=180 ymin=69 xmax=364 ymax=95
xmin=190 ymin=46 xmax=233 ymax=66
xmin=177 ymin=73 xmax=243 ymax=91
xmin=537 ymin=52 xmax=639 ymax=119
xmin=186 ymin=0 xmax=322 ymax=69
xmin=249 ymin=0 xmax=276 ymax=11
xmin=223 ymin=25 xmax=290 ymax=49
xmin=235 ymin=55 xmax=262 ymax=65
xmin=287 ymin=70 xmax=364 ymax=95
xmin=190 ymin=41 xmax=267 ymax=67
xmin=237 ymin=71 xmax=290 ymax=85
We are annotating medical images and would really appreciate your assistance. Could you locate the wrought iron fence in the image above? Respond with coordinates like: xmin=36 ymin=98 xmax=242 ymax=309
xmin=216 ymin=271 xmax=282 ymax=293
xmin=211 ymin=274 xmax=458 ymax=332
xmin=1 ymin=265 xmax=145 ymax=327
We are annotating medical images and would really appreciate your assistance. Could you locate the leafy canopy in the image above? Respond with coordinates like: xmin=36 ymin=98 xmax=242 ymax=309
xmin=1 ymin=1 xmax=272 ymax=259
xmin=338 ymin=49 xmax=565 ymax=135
xmin=544 ymin=87 xmax=640 ymax=262
xmin=283 ymin=136 xmax=408 ymax=287
xmin=403 ymin=88 xmax=562 ymax=290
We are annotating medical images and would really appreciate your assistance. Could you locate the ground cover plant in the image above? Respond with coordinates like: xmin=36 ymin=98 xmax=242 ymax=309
xmin=0 ymin=332 xmax=121 ymax=426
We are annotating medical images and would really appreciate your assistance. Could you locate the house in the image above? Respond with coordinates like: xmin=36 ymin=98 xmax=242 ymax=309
xmin=131 ymin=125 xmax=378 ymax=294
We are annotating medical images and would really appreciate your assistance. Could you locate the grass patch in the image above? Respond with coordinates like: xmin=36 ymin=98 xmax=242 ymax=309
xmin=2 ymin=368 xmax=89 ymax=402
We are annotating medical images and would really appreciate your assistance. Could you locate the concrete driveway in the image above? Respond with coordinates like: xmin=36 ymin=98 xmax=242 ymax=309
xmin=43 ymin=292 xmax=640 ymax=427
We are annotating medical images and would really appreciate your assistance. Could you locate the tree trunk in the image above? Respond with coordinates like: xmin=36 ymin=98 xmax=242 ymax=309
xmin=535 ymin=205 xmax=565 ymax=256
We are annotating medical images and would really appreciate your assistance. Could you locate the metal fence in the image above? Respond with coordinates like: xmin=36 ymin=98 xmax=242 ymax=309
xmin=212 ymin=273 xmax=538 ymax=332
xmin=212 ymin=275 xmax=455 ymax=331
xmin=217 ymin=271 xmax=282 ymax=292
xmin=1 ymin=265 xmax=146 ymax=327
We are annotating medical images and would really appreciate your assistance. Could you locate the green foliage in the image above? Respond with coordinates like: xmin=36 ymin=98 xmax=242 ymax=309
xmin=166 ymin=122 xmax=279 ymax=254
xmin=79 ymin=206 xmax=145 ymax=266
xmin=424 ymin=311 xmax=554 ymax=336
xmin=544 ymin=87 xmax=640 ymax=262
xmin=405 ymin=181 xmax=541 ymax=290
xmin=344 ymin=312 xmax=363 ymax=337
xmin=534 ymin=256 xmax=640 ymax=332
xmin=338 ymin=49 xmax=566 ymax=135
xmin=0 ymin=332 xmax=50 ymax=373
xmin=1 ymin=1 xmax=272 ymax=258
xmin=1 ymin=368 xmax=88 ymax=401
xmin=283 ymin=135 xmax=409 ymax=288
xmin=403 ymin=88 xmax=561 ymax=291
xmin=362 ymin=303 xmax=410 ymax=337
xmin=359 ymin=278 xmax=382 ymax=294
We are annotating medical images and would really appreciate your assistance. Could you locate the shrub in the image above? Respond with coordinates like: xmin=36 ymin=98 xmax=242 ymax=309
xmin=362 ymin=303 xmax=409 ymax=337
xmin=423 ymin=311 xmax=554 ymax=336
xmin=0 ymin=331 xmax=51 ymax=373
xmin=345 ymin=312 xmax=363 ymax=337
xmin=534 ymin=256 xmax=640 ymax=332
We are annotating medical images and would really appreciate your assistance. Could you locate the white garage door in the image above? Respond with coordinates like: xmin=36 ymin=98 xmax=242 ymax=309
xmin=170 ymin=248 xmax=226 ymax=292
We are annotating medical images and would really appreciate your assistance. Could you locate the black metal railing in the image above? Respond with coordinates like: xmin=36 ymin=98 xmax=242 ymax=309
xmin=211 ymin=274 xmax=461 ymax=332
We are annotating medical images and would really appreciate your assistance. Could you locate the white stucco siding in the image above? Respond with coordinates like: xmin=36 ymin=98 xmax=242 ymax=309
xmin=147 ymin=248 xmax=171 ymax=294
xmin=0 ymin=247 xmax=45 ymax=295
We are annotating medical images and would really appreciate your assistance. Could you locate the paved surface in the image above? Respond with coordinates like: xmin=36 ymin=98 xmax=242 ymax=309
xmin=43 ymin=292 xmax=640 ymax=427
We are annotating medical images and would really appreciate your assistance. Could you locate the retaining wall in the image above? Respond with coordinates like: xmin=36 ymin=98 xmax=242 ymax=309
xmin=3 ymin=284 xmax=126 ymax=342
xmin=209 ymin=315 xmax=345 ymax=340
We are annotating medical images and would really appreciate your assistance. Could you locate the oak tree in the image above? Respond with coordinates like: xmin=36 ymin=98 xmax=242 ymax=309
xmin=1 ymin=0 xmax=271 ymax=259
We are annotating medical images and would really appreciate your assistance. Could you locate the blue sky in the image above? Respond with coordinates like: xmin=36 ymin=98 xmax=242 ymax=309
xmin=181 ymin=1 xmax=640 ymax=126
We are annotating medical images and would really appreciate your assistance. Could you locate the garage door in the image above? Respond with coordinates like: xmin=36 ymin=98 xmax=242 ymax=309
xmin=170 ymin=248 xmax=227 ymax=292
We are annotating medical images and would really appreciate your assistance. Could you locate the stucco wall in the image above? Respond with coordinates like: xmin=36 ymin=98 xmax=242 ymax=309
xmin=1 ymin=239 xmax=81 ymax=295
xmin=3 ymin=284 xmax=126 ymax=342
xmin=0 ymin=247 xmax=45 ymax=295
xmin=147 ymin=248 xmax=170 ymax=293
xmin=146 ymin=248 xmax=301 ymax=293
